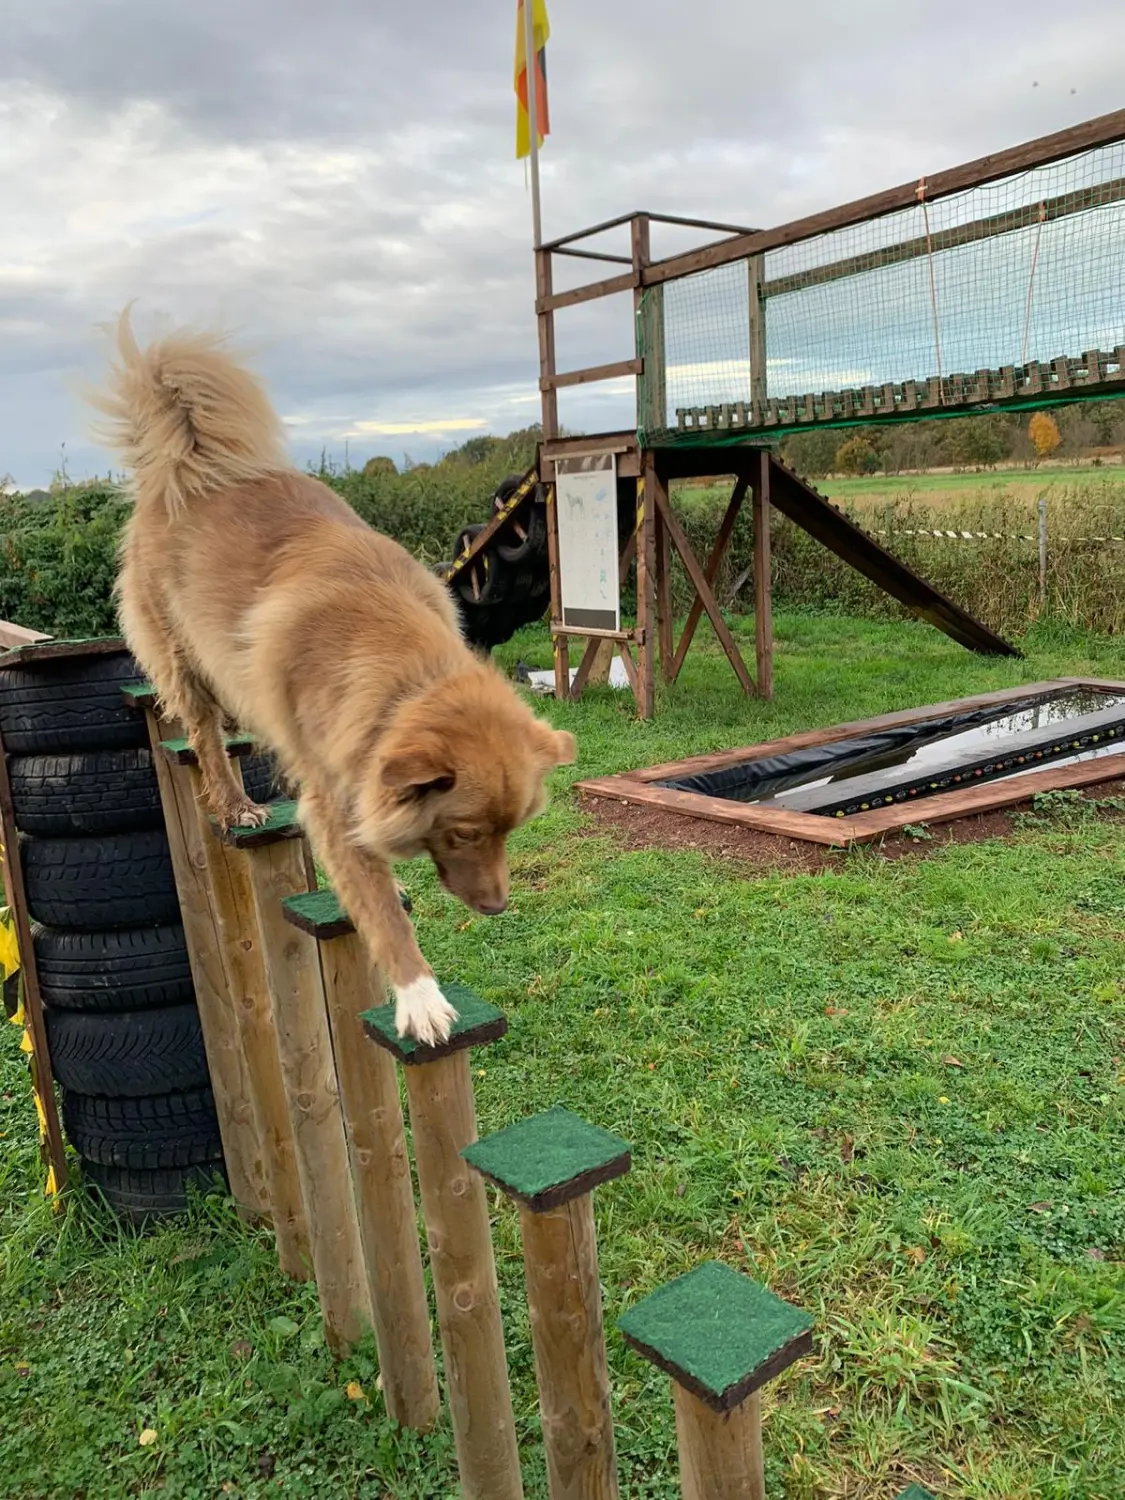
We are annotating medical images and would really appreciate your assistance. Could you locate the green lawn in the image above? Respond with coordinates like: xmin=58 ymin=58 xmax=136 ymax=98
xmin=3 ymin=613 xmax=1124 ymax=1499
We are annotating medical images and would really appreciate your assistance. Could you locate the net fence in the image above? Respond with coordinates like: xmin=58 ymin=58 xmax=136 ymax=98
xmin=639 ymin=138 xmax=1125 ymax=444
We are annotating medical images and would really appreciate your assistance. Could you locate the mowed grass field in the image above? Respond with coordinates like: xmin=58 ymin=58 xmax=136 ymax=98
xmin=2 ymin=613 xmax=1125 ymax=1499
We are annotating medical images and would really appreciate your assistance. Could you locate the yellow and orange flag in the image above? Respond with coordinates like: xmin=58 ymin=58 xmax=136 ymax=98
xmin=515 ymin=0 xmax=550 ymax=159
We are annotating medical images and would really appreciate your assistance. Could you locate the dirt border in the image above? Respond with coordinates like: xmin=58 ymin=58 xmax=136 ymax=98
xmin=582 ymin=777 xmax=1125 ymax=876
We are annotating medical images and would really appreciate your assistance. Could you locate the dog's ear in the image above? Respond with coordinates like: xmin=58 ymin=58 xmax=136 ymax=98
xmin=380 ymin=740 xmax=456 ymax=798
xmin=534 ymin=723 xmax=577 ymax=767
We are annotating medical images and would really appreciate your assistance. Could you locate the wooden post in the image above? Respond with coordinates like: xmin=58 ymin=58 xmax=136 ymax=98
xmin=673 ymin=1387 xmax=764 ymax=1500
xmin=141 ymin=708 xmax=268 ymax=1218
xmin=282 ymin=890 xmax=440 ymax=1431
xmin=365 ymin=991 xmax=523 ymax=1500
xmin=635 ymin=459 xmax=658 ymax=719
xmin=180 ymin=754 xmax=310 ymax=1279
xmin=753 ymin=453 xmax=774 ymax=700
xmin=655 ymin=507 xmax=675 ymax=681
xmin=225 ymin=805 xmax=371 ymax=1353
xmin=748 ymin=256 xmax=767 ymax=428
xmin=464 ymin=1107 xmax=631 ymax=1500
xmin=619 ymin=1262 xmax=812 ymax=1500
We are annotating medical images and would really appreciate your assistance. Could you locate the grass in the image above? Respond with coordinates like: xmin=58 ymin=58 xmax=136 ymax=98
xmin=3 ymin=612 xmax=1125 ymax=1499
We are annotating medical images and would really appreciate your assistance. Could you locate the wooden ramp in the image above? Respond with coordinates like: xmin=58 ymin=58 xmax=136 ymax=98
xmin=764 ymin=456 xmax=1019 ymax=657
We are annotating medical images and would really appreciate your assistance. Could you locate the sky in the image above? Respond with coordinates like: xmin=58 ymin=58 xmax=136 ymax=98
xmin=3 ymin=0 xmax=1124 ymax=489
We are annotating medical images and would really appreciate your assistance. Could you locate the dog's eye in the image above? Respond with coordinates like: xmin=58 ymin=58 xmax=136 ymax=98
xmin=447 ymin=827 xmax=480 ymax=848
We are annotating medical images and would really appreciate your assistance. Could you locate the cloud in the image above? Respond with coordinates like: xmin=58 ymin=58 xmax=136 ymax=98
xmin=2 ymin=0 xmax=1125 ymax=487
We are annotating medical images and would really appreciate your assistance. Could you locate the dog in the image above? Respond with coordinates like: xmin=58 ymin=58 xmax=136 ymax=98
xmin=91 ymin=309 xmax=575 ymax=1046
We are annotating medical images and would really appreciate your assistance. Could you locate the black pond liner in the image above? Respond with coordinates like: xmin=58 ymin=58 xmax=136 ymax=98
xmin=659 ymin=687 xmax=1125 ymax=819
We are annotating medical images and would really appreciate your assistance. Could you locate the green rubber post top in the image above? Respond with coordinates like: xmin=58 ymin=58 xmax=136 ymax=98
xmin=362 ymin=982 xmax=506 ymax=1064
xmin=219 ymin=798 xmax=302 ymax=848
xmin=160 ymin=733 xmax=256 ymax=764
xmin=282 ymin=888 xmax=354 ymax=938
xmin=121 ymin=680 xmax=158 ymax=708
xmin=462 ymin=1106 xmax=631 ymax=1212
xmin=617 ymin=1261 xmax=814 ymax=1413
xmin=895 ymin=1488 xmax=937 ymax=1500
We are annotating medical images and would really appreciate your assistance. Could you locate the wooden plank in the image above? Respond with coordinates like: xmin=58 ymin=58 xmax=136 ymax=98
xmin=634 ymin=462 xmax=658 ymax=719
xmin=0 ymin=636 xmax=126 ymax=666
xmin=542 ymin=357 xmax=642 ymax=391
xmin=581 ymin=678 xmax=1088 ymax=786
xmin=550 ymin=624 xmax=638 ymax=643
xmin=652 ymin=482 xmax=755 ymax=695
xmin=553 ymin=246 xmax=634 ymax=265
xmin=318 ymin=933 xmax=440 ymax=1429
xmin=538 ymin=271 xmax=637 ymax=314
xmin=144 ymin=711 xmax=270 ymax=1219
xmin=242 ymin=836 xmax=372 ymax=1353
xmin=0 ymin=619 xmax=50 ymax=649
xmin=669 ymin=477 xmax=748 ymax=683
xmin=761 ymin=175 xmax=1125 ymax=300
xmin=847 ymin=748 xmax=1125 ymax=841
xmin=642 ymin=109 xmax=1125 ymax=286
xmin=766 ymin=457 xmax=1018 ymax=656
xmin=0 ymin=727 xmax=68 ymax=1193
xmin=752 ymin=451 xmax=773 ymax=701
xmin=577 ymin=778 xmax=858 ymax=846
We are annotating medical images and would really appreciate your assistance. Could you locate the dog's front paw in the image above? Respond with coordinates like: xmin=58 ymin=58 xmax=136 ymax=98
xmin=394 ymin=976 xmax=459 ymax=1048
xmin=216 ymin=797 xmax=271 ymax=831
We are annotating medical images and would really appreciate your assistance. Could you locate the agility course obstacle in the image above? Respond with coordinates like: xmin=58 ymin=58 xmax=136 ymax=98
xmin=443 ymin=109 xmax=1125 ymax=718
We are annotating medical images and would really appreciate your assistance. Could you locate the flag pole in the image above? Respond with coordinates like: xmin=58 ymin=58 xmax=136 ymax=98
xmin=522 ymin=0 xmax=543 ymax=248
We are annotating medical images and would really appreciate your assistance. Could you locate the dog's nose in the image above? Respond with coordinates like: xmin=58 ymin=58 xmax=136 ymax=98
xmin=476 ymin=897 xmax=508 ymax=916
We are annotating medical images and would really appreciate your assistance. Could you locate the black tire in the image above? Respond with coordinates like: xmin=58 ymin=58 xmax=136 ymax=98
xmin=46 ymin=1003 xmax=209 ymax=1096
xmin=23 ymin=829 xmax=179 ymax=930
xmin=241 ymin=750 xmax=281 ymax=804
xmin=0 ymin=653 xmax=147 ymax=755
xmin=33 ymin=924 xmax=194 ymax=1013
xmin=496 ymin=505 xmax=547 ymax=566
xmin=452 ymin=526 xmax=510 ymax=607
xmin=9 ymin=749 xmax=163 ymax=836
xmin=63 ymin=1086 xmax=222 ymax=1168
xmin=82 ymin=1159 xmax=227 ymax=1222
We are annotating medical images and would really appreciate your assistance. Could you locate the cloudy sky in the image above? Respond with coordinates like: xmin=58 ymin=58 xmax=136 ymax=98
xmin=3 ymin=0 xmax=1123 ymax=488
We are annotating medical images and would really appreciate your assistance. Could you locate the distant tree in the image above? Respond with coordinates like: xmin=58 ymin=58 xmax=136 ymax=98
xmin=948 ymin=416 xmax=1010 ymax=469
xmin=834 ymin=435 xmax=881 ymax=476
xmin=780 ymin=429 xmax=840 ymax=478
xmin=1028 ymin=411 xmax=1062 ymax=463
xmin=362 ymin=455 xmax=397 ymax=477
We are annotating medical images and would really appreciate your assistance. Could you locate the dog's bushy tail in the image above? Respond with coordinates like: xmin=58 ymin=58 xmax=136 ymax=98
xmin=89 ymin=306 xmax=288 ymax=512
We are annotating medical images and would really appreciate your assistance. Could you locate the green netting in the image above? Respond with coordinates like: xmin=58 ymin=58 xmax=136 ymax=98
xmin=639 ymin=139 xmax=1125 ymax=444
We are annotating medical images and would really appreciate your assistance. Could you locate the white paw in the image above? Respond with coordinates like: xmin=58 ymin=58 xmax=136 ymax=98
xmin=394 ymin=976 xmax=459 ymax=1047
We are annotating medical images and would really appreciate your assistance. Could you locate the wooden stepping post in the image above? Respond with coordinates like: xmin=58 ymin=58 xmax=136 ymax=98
xmin=223 ymin=803 xmax=371 ymax=1353
xmin=618 ymin=1262 xmax=813 ymax=1500
xmin=281 ymin=888 xmax=439 ymax=1431
xmin=123 ymin=684 xmax=267 ymax=1220
xmin=365 ymin=992 xmax=524 ymax=1500
xmin=159 ymin=732 xmax=309 ymax=1279
xmin=463 ymin=1106 xmax=630 ymax=1500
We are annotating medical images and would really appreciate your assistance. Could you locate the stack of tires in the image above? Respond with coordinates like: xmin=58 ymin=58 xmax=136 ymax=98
xmin=442 ymin=474 xmax=553 ymax=650
xmin=0 ymin=646 xmax=274 ymax=1221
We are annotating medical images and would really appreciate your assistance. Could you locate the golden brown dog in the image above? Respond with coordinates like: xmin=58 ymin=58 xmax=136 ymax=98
xmin=92 ymin=310 xmax=575 ymax=1045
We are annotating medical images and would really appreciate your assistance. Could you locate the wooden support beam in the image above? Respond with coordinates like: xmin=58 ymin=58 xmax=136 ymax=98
xmin=668 ymin=476 xmax=748 ymax=684
xmin=752 ymin=451 xmax=773 ymax=700
xmin=282 ymin=894 xmax=439 ymax=1428
xmin=537 ymin=270 xmax=637 ymax=314
xmin=228 ymin=820 xmax=371 ymax=1352
xmin=634 ymin=461 xmax=658 ymax=719
xmin=536 ymin=249 xmax=560 ymax=439
xmin=748 ymin=256 xmax=767 ymax=427
xmin=656 ymin=506 xmax=675 ymax=679
xmin=673 ymin=1387 xmax=764 ymax=1500
xmin=653 ymin=483 xmax=755 ymax=696
xmin=542 ymin=357 xmax=642 ymax=391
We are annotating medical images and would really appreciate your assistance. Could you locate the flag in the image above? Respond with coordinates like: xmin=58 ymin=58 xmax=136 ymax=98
xmin=515 ymin=0 xmax=550 ymax=159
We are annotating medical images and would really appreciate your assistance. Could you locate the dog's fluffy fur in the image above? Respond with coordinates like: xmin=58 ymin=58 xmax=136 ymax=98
xmin=93 ymin=310 xmax=575 ymax=1045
